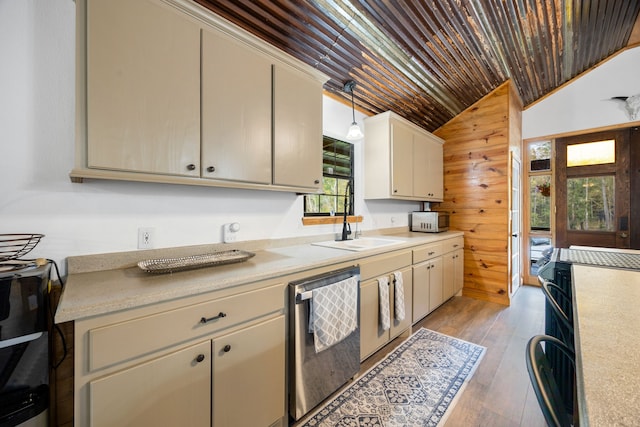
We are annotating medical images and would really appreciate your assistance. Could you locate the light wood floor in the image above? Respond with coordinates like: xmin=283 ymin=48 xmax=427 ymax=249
xmin=298 ymin=284 xmax=547 ymax=426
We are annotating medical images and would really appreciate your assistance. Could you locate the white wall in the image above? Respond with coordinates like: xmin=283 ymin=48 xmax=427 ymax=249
xmin=0 ymin=0 xmax=418 ymax=272
xmin=523 ymin=46 xmax=640 ymax=140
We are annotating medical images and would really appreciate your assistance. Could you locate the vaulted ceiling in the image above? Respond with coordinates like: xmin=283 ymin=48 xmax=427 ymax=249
xmin=196 ymin=0 xmax=640 ymax=132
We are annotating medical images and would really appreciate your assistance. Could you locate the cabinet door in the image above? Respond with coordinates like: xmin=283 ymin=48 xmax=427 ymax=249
xmin=360 ymin=279 xmax=390 ymax=360
xmin=426 ymin=139 xmax=444 ymax=200
xmin=213 ymin=315 xmax=285 ymax=427
xmin=390 ymin=121 xmax=414 ymax=197
xmin=273 ymin=64 xmax=323 ymax=190
xmin=413 ymin=134 xmax=430 ymax=198
xmin=428 ymin=257 xmax=444 ymax=311
xmin=443 ymin=252 xmax=455 ymax=301
xmin=201 ymin=29 xmax=272 ymax=184
xmin=412 ymin=262 xmax=430 ymax=323
xmin=86 ymin=0 xmax=200 ymax=176
xmin=454 ymin=248 xmax=464 ymax=294
xmin=389 ymin=266 xmax=413 ymax=339
xmin=89 ymin=341 xmax=210 ymax=427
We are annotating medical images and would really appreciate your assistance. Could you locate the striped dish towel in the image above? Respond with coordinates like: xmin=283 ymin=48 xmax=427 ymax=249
xmin=378 ymin=276 xmax=390 ymax=331
xmin=393 ymin=271 xmax=405 ymax=321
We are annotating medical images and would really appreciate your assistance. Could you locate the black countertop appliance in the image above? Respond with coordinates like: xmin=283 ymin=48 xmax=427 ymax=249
xmin=0 ymin=261 xmax=51 ymax=427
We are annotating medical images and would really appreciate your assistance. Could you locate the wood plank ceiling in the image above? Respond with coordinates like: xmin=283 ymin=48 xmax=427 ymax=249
xmin=195 ymin=0 xmax=640 ymax=132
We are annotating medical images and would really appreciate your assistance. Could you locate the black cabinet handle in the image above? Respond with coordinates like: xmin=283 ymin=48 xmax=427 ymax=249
xmin=186 ymin=164 xmax=196 ymax=171
xmin=314 ymin=179 xmax=320 ymax=184
xmin=428 ymin=251 xmax=435 ymax=255
xmin=200 ymin=312 xmax=226 ymax=323
xmin=207 ymin=166 xmax=215 ymax=173
xmin=196 ymin=354 xmax=205 ymax=363
xmin=223 ymin=345 xmax=231 ymax=353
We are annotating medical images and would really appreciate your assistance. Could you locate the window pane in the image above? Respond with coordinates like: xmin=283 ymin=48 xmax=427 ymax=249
xmin=530 ymin=175 xmax=551 ymax=230
xmin=323 ymin=137 xmax=353 ymax=177
xmin=304 ymin=195 xmax=319 ymax=213
xmin=567 ymin=140 xmax=615 ymax=167
xmin=529 ymin=141 xmax=551 ymax=171
xmin=319 ymin=195 xmax=337 ymax=214
xmin=567 ymin=176 xmax=615 ymax=231
xmin=304 ymin=135 xmax=354 ymax=216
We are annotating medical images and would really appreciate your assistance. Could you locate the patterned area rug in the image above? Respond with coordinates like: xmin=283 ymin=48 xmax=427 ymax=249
xmin=300 ymin=328 xmax=486 ymax=427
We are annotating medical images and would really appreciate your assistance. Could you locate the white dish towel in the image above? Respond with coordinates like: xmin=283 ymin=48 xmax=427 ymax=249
xmin=378 ymin=276 xmax=390 ymax=331
xmin=393 ymin=271 xmax=405 ymax=321
xmin=309 ymin=276 xmax=358 ymax=353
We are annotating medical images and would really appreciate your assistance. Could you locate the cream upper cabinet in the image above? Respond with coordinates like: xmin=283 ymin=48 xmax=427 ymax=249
xmin=414 ymin=131 xmax=444 ymax=200
xmin=273 ymin=64 xmax=323 ymax=190
xmin=390 ymin=121 xmax=415 ymax=197
xmin=201 ymin=28 xmax=272 ymax=184
xmin=86 ymin=0 xmax=201 ymax=177
xmin=75 ymin=0 xmax=328 ymax=192
xmin=364 ymin=111 xmax=444 ymax=201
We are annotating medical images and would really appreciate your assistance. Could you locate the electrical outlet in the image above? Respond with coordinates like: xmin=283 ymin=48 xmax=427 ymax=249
xmin=138 ymin=227 xmax=155 ymax=249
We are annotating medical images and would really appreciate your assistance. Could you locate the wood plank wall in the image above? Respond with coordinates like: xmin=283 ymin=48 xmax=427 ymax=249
xmin=434 ymin=81 xmax=523 ymax=305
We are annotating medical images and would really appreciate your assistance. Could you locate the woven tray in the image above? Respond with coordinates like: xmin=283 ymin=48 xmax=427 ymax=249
xmin=138 ymin=249 xmax=255 ymax=274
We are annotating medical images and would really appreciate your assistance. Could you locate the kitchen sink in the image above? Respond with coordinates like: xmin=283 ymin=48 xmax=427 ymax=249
xmin=311 ymin=237 xmax=405 ymax=252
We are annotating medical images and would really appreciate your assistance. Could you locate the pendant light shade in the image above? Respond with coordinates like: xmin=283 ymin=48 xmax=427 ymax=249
xmin=344 ymin=80 xmax=364 ymax=141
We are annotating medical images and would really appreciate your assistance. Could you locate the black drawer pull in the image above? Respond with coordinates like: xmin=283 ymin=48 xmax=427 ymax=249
xmin=186 ymin=163 xmax=196 ymax=171
xmin=223 ymin=345 xmax=231 ymax=353
xmin=207 ymin=166 xmax=215 ymax=173
xmin=428 ymin=251 xmax=435 ymax=255
xmin=196 ymin=354 xmax=205 ymax=363
xmin=200 ymin=312 xmax=226 ymax=323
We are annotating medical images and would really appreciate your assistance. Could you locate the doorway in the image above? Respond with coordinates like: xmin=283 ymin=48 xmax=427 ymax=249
xmin=555 ymin=129 xmax=631 ymax=249
xmin=510 ymin=152 xmax=522 ymax=295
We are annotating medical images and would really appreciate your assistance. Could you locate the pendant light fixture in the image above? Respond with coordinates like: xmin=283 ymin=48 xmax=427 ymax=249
xmin=344 ymin=80 xmax=364 ymax=141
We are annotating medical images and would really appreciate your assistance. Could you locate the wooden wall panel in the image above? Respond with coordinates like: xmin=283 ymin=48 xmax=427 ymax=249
xmin=435 ymin=81 xmax=521 ymax=305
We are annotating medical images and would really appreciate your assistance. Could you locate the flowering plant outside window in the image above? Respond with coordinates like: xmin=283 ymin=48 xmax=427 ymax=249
xmin=536 ymin=182 xmax=551 ymax=197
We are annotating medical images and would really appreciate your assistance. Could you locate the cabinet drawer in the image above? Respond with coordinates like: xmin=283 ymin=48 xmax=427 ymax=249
xmin=359 ymin=250 xmax=412 ymax=281
xmin=88 ymin=283 xmax=284 ymax=371
xmin=413 ymin=242 xmax=443 ymax=264
xmin=443 ymin=236 xmax=464 ymax=253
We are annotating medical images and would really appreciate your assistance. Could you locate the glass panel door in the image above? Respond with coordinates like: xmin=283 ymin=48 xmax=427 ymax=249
xmin=556 ymin=130 xmax=630 ymax=249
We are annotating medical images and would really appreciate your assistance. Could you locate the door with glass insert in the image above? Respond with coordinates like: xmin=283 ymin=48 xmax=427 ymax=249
xmin=555 ymin=130 xmax=630 ymax=249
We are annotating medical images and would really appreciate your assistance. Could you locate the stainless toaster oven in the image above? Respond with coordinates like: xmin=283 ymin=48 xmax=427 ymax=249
xmin=411 ymin=211 xmax=449 ymax=232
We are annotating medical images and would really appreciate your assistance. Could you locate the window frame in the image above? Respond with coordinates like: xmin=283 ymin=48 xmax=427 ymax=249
xmin=303 ymin=136 xmax=354 ymax=217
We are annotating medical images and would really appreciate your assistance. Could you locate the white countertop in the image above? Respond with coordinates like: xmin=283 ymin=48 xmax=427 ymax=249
xmin=55 ymin=231 xmax=463 ymax=323
xmin=572 ymin=264 xmax=640 ymax=427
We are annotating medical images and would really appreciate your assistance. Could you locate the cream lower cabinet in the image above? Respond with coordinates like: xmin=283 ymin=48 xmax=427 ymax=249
xmin=213 ymin=316 xmax=285 ymax=427
xmin=412 ymin=236 xmax=464 ymax=322
xmin=74 ymin=283 xmax=286 ymax=427
xmin=443 ymin=237 xmax=465 ymax=299
xmin=89 ymin=340 xmax=211 ymax=427
xmin=359 ymin=250 xmax=413 ymax=361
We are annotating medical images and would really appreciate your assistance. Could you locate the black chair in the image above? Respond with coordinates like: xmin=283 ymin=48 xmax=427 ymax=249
xmin=526 ymin=335 xmax=576 ymax=427
xmin=539 ymin=278 xmax=574 ymax=348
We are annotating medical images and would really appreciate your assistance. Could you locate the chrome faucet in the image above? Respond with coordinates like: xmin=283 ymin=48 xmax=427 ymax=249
xmin=339 ymin=180 xmax=352 ymax=241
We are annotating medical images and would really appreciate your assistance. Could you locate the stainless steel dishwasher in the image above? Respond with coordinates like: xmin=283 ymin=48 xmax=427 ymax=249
xmin=288 ymin=266 xmax=360 ymax=421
